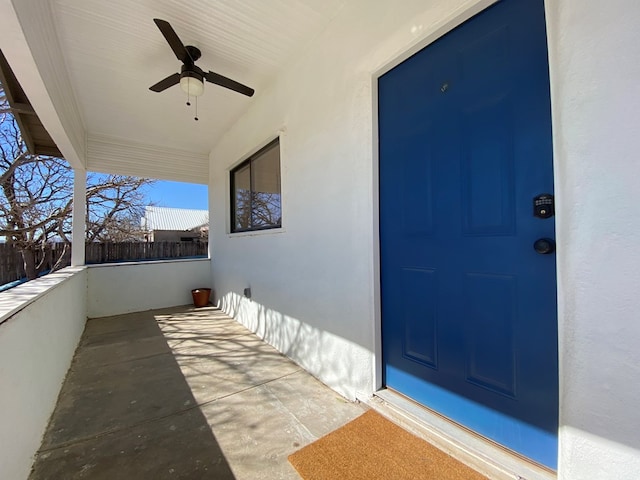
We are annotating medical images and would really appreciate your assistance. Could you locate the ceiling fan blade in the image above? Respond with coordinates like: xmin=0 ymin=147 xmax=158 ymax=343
xmin=153 ymin=19 xmax=192 ymax=64
xmin=205 ymin=71 xmax=255 ymax=97
xmin=149 ymin=73 xmax=180 ymax=92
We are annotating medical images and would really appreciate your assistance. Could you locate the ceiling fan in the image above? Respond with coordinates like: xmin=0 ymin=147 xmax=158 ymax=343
xmin=149 ymin=18 xmax=254 ymax=116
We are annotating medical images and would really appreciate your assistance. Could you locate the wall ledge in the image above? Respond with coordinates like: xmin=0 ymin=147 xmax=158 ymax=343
xmin=0 ymin=266 xmax=86 ymax=327
xmin=86 ymin=257 xmax=210 ymax=269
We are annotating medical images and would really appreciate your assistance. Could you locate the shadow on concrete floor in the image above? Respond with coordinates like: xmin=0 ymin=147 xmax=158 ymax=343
xmin=29 ymin=306 xmax=365 ymax=480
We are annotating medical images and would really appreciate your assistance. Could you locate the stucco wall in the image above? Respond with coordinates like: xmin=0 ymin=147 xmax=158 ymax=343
xmin=210 ymin=0 xmax=640 ymax=476
xmin=210 ymin=0 xmax=496 ymax=400
xmin=87 ymin=259 xmax=211 ymax=318
xmin=545 ymin=0 xmax=640 ymax=478
xmin=0 ymin=268 xmax=87 ymax=480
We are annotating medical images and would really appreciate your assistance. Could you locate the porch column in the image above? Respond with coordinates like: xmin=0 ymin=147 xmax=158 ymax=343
xmin=71 ymin=168 xmax=86 ymax=266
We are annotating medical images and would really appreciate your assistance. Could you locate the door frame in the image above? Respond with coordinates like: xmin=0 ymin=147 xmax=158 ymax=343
xmin=370 ymin=0 xmax=559 ymax=442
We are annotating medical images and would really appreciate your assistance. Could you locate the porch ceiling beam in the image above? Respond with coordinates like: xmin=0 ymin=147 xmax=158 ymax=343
xmin=0 ymin=48 xmax=63 ymax=158
xmin=0 ymin=50 xmax=35 ymax=155
xmin=0 ymin=0 xmax=85 ymax=168
xmin=9 ymin=102 xmax=36 ymax=115
xmin=34 ymin=146 xmax=65 ymax=157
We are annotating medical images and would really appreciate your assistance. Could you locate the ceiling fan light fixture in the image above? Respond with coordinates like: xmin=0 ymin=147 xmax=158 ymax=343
xmin=180 ymin=72 xmax=204 ymax=97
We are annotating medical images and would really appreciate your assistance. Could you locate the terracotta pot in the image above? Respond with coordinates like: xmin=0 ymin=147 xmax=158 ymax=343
xmin=191 ymin=288 xmax=212 ymax=307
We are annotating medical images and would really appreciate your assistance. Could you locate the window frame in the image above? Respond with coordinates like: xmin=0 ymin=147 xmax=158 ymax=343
xmin=230 ymin=138 xmax=282 ymax=233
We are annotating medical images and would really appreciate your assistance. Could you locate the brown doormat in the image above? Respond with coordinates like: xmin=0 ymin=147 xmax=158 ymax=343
xmin=288 ymin=410 xmax=488 ymax=480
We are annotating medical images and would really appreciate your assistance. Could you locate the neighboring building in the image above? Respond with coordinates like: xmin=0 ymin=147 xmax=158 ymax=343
xmin=141 ymin=206 xmax=208 ymax=242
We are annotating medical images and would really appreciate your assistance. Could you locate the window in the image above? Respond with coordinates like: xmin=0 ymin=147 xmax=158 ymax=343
xmin=231 ymin=139 xmax=281 ymax=233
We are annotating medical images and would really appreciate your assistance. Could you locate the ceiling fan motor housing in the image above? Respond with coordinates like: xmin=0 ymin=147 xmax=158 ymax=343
xmin=180 ymin=65 xmax=204 ymax=81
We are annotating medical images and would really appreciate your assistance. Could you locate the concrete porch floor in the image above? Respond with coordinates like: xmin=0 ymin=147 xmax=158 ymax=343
xmin=28 ymin=306 xmax=366 ymax=479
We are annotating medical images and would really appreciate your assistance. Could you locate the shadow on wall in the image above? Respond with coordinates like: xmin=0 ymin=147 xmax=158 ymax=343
xmin=221 ymin=292 xmax=371 ymax=400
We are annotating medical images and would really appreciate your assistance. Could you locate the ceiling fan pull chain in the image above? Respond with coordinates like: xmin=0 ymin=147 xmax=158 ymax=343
xmin=186 ymin=91 xmax=191 ymax=106
xmin=194 ymin=96 xmax=199 ymax=121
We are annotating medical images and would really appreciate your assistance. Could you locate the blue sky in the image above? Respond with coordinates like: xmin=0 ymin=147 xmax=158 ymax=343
xmin=143 ymin=180 xmax=208 ymax=210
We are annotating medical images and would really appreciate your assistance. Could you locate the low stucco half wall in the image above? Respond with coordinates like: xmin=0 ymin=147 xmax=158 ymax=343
xmin=87 ymin=258 xmax=212 ymax=318
xmin=0 ymin=267 xmax=87 ymax=480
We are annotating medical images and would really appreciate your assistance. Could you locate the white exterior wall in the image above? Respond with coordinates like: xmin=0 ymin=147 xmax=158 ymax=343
xmin=210 ymin=0 xmax=640 ymax=476
xmin=0 ymin=268 xmax=87 ymax=480
xmin=87 ymin=259 xmax=211 ymax=318
xmin=210 ymin=0 xmax=497 ymax=401
xmin=546 ymin=0 xmax=640 ymax=478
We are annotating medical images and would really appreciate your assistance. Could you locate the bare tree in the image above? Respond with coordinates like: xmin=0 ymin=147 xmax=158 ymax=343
xmin=233 ymin=189 xmax=281 ymax=231
xmin=0 ymin=114 xmax=72 ymax=278
xmin=0 ymin=87 xmax=8 ymax=114
xmin=234 ymin=188 xmax=252 ymax=230
xmin=85 ymin=174 xmax=151 ymax=243
xmin=251 ymin=191 xmax=281 ymax=227
xmin=0 ymin=86 xmax=154 ymax=280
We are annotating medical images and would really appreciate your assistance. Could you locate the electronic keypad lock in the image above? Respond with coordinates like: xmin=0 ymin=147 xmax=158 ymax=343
xmin=533 ymin=193 xmax=554 ymax=219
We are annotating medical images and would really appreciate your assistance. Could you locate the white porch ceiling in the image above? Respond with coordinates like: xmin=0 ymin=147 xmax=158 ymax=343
xmin=1 ymin=0 xmax=346 ymax=183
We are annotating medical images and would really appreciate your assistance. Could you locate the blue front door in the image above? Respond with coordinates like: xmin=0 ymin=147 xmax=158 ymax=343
xmin=379 ymin=0 xmax=558 ymax=469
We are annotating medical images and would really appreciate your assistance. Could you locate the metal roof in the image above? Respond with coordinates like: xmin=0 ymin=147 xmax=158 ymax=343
xmin=141 ymin=206 xmax=208 ymax=232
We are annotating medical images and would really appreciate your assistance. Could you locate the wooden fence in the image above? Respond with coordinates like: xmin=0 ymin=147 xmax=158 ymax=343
xmin=0 ymin=242 xmax=208 ymax=287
